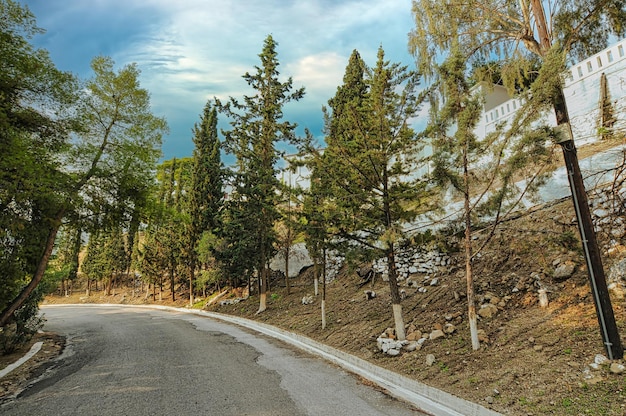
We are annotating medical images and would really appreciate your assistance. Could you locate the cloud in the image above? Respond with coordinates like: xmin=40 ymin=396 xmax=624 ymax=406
xmin=24 ymin=0 xmax=416 ymax=159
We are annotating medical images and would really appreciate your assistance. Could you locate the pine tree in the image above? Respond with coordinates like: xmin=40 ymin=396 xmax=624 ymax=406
xmin=186 ymin=101 xmax=223 ymax=306
xmin=320 ymin=47 xmax=430 ymax=340
xmin=218 ymin=35 xmax=305 ymax=313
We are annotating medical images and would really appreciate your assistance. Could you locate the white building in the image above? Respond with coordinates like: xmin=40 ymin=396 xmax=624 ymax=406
xmin=476 ymin=38 xmax=626 ymax=144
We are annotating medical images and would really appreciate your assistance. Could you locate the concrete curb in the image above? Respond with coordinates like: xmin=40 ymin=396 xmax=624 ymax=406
xmin=0 ymin=341 xmax=43 ymax=379
xmin=43 ymin=304 xmax=502 ymax=416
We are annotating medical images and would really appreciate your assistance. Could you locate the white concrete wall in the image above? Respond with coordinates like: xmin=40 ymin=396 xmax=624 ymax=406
xmin=474 ymin=37 xmax=626 ymax=144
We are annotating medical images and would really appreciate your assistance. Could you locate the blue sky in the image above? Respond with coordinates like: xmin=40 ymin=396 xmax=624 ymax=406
xmin=21 ymin=0 xmax=419 ymax=162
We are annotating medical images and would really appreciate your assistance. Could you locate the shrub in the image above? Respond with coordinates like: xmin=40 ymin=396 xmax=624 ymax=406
xmin=0 ymin=288 xmax=45 ymax=355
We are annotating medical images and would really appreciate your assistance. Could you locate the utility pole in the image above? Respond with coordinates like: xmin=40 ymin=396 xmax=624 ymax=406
xmin=528 ymin=0 xmax=623 ymax=360
xmin=554 ymin=88 xmax=623 ymax=360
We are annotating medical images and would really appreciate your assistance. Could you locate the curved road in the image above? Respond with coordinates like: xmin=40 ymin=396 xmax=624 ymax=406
xmin=1 ymin=305 xmax=423 ymax=415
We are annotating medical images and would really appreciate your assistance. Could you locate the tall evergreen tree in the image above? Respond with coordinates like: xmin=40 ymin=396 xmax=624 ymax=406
xmin=320 ymin=47 xmax=430 ymax=340
xmin=218 ymin=35 xmax=305 ymax=313
xmin=186 ymin=101 xmax=223 ymax=306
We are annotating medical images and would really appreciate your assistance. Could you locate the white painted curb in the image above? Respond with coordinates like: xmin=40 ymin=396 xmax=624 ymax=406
xmin=43 ymin=304 xmax=502 ymax=416
xmin=0 ymin=341 xmax=43 ymax=379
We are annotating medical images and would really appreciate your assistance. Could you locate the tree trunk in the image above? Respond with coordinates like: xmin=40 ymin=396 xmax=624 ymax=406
xmin=169 ymin=266 xmax=176 ymax=302
xmin=321 ymin=248 xmax=327 ymax=330
xmin=463 ymin=145 xmax=480 ymax=351
xmin=257 ymin=267 xmax=268 ymax=314
xmin=247 ymin=273 xmax=251 ymax=299
xmin=189 ymin=258 xmax=195 ymax=307
xmin=386 ymin=245 xmax=406 ymax=341
xmin=0 ymin=208 xmax=64 ymax=327
xmin=257 ymin=235 xmax=268 ymax=313
xmin=285 ymin=245 xmax=290 ymax=295
xmin=313 ymin=262 xmax=320 ymax=297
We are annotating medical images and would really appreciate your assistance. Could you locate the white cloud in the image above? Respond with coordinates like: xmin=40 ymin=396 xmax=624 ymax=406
xmin=288 ymin=52 xmax=345 ymax=97
xmin=24 ymin=0 xmax=416 ymax=159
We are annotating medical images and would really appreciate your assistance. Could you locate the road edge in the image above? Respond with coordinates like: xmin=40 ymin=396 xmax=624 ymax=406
xmin=0 ymin=342 xmax=43 ymax=379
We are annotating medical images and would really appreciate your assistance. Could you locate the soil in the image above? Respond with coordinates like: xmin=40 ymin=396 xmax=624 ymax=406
xmin=2 ymin=141 xmax=626 ymax=415
xmin=0 ymin=332 xmax=65 ymax=403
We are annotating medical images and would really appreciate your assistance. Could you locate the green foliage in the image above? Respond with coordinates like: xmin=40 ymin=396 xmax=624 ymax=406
xmin=410 ymin=0 xmax=626 ymax=81
xmin=317 ymin=47 xmax=431 ymax=264
xmin=217 ymin=35 xmax=305 ymax=292
xmin=548 ymin=230 xmax=579 ymax=251
xmin=0 ymin=287 xmax=45 ymax=354
xmin=0 ymin=0 xmax=78 ymax=315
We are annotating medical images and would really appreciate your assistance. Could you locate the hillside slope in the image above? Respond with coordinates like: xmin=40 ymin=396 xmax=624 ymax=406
xmin=208 ymin=196 xmax=626 ymax=415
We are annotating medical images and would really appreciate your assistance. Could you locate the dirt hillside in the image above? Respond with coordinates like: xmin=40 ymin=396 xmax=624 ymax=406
xmin=206 ymin=196 xmax=626 ymax=416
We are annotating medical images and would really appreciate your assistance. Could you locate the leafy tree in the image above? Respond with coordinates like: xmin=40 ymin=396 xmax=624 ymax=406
xmin=409 ymin=0 xmax=625 ymax=358
xmin=0 ymin=0 xmax=78 ymax=328
xmin=0 ymin=53 xmax=167 ymax=326
xmin=320 ymin=47 xmax=429 ymax=340
xmin=140 ymin=158 xmax=193 ymax=301
xmin=217 ymin=35 xmax=305 ymax=313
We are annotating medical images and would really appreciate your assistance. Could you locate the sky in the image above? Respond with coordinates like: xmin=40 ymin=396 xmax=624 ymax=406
xmin=21 ymin=0 xmax=419 ymax=162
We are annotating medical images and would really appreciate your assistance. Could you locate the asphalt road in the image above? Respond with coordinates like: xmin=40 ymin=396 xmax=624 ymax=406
xmin=1 ymin=305 xmax=424 ymax=416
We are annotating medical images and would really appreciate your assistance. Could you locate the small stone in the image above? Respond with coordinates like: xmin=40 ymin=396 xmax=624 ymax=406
xmin=429 ymin=329 xmax=445 ymax=340
xmin=478 ymin=303 xmax=498 ymax=319
xmin=385 ymin=327 xmax=396 ymax=339
xmin=387 ymin=348 xmax=401 ymax=356
xmin=485 ymin=396 xmax=494 ymax=404
xmin=406 ymin=331 xmax=422 ymax=341
xmin=404 ymin=341 xmax=419 ymax=352
xmin=610 ymin=362 xmax=625 ymax=374
xmin=533 ymin=345 xmax=544 ymax=352
xmin=595 ymin=354 xmax=609 ymax=365
xmin=430 ymin=278 xmax=439 ymax=286
xmin=443 ymin=323 xmax=456 ymax=334
xmin=426 ymin=354 xmax=436 ymax=366
xmin=477 ymin=329 xmax=489 ymax=343
xmin=554 ymin=261 xmax=576 ymax=280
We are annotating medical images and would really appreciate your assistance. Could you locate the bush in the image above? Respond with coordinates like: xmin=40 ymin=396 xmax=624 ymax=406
xmin=0 ymin=288 xmax=45 ymax=355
